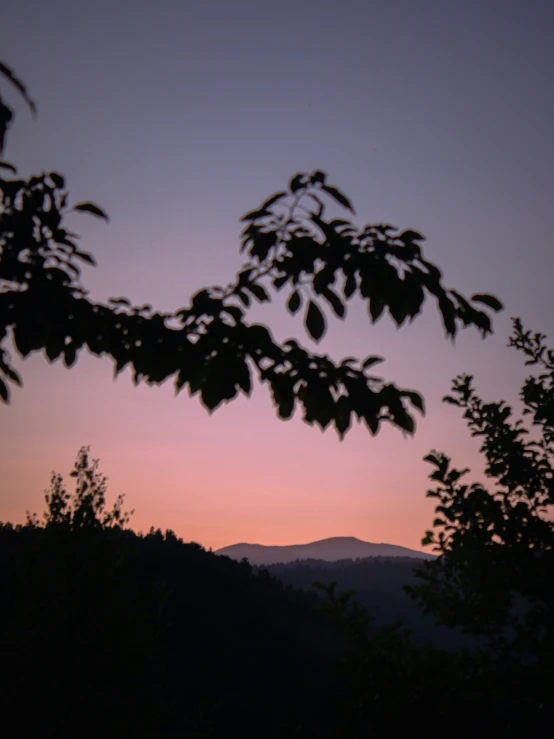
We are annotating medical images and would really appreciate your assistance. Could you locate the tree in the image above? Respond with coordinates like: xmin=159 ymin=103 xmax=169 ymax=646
xmin=309 ymin=319 xmax=554 ymax=737
xmin=0 ymin=62 xmax=502 ymax=438
xmin=409 ymin=318 xmax=554 ymax=657
xmin=26 ymin=445 xmax=133 ymax=530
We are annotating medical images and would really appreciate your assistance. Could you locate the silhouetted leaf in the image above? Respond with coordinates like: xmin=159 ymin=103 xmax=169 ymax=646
xmin=223 ymin=304 xmax=243 ymax=322
xmin=73 ymin=202 xmax=109 ymax=221
xmin=289 ymin=174 xmax=308 ymax=193
xmin=438 ymin=295 xmax=457 ymax=337
xmin=240 ymin=207 xmax=270 ymax=222
xmin=0 ymin=61 xmax=37 ymax=116
xmin=0 ymin=160 xmax=16 ymax=173
xmin=247 ymin=283 xmax=269 ymax=302
xmin=237 ymin=289 xmax=250 ymax=307
xmin=362 ymin=356 xmax=384 ymax=370
xmin=0 ymin=377 xmax=8 ymax=402
xmin=273 ymin=274 xmax=289 ymax=290
xmin=250 ymin=231 xmax=277 ymax=261
xmin=344 ymin=273 xmax=357 ymax=299
xmin=399 ymin=229 xmax=425 ymax=242
xmin=260 ymin=191 xmax=287 ymax=210
xmin=287 ymin=290 xmax=302 ymax=314
xmin=45 ymin=336 xmax=64 ymax=362
xmin=64 ymin=344 xmax=77 ymax=368
xmin=471 ymin=294 xmax=504 ymax=312
xmin=394 ymin=409 xmax=414 ymax=434
xmin=421 ymin=531 xmax=434 ymax=546
xmin=322 ymin=288 xmax=345 ymax=318
xmin=321 ymin=184 xmax=355 ymax=213
xmin=76 ymin=251 xmax=96 ymax=266
xmin=335 ymin=395 xmax=352 ymax=438
xmin=442 ymin=395 xmax=461 ymax=406
xmin=49 ymin=172 xmax=65 ymax=188
xmin=369 ymin=297 xmax=385 ymax=322
xmin=403 ymin=390 xmax=425 ymax=413
xmin=305 ymin=300 xmax=326 ymax=341
xmin=311 ymin=171 xmax=326 ymax=184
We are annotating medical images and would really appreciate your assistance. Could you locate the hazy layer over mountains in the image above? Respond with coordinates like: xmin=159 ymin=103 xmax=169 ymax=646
xmin=216 ymin=536 xmax=431 ymax=566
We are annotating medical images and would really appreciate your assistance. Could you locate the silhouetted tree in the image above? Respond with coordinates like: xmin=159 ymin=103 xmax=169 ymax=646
xmin=316 ymin=319 xmax=554 ymax=737
xmin=0 ymin=449 xmax=345 ymax=738
xmin=404 ymin=318 xmax=554 ymax=732
xmin=26 ymin=445 xmax=133 ymax=529
xmin=0 ymin=62 xmax=502 ymax=438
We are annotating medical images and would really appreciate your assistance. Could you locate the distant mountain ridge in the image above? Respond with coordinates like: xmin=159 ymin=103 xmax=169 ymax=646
xmin=216 ymin=536 xmax=432 ymax=566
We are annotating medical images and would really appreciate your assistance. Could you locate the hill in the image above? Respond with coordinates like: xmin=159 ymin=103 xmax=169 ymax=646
xmin=259 ymin=555 xmax=474 ymax=651
xmin=216 ymin=535 xmax=432 ymax=565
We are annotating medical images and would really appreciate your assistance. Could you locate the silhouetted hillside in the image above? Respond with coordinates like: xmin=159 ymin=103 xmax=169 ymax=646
xmin=0 ymin=523 xmax=343 ymax=738
xmin=216 ymin=536 xmax=432 ymax=565
xmin=259 ymin=556 xmax=476 ymax=651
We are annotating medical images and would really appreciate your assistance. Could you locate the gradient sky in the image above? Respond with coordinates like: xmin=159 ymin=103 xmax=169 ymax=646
xmin=1 ymin=0 xmax=553 ymax=551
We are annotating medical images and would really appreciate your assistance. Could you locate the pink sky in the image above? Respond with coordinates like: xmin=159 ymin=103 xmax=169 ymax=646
xmin=2 ymin=0 xmax=553 ymax=551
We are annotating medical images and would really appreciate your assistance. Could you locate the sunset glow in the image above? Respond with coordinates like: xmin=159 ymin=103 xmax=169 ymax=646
xmin=2 ymin=0 xmax=553 ymax=552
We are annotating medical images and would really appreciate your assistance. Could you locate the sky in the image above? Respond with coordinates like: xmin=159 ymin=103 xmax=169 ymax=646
xmin=1 ymin=0 xmax=553 ymax=551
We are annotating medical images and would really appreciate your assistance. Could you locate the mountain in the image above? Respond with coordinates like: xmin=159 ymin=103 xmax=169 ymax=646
xmin=215 ymin=536 xmax=432 ymax=566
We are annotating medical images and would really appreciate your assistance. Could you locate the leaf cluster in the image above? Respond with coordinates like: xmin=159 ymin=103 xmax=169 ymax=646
xmin=409 ymin=319 xmax=554 ymax=663
xmin=0 ymin=65 xmax=502 ymax=439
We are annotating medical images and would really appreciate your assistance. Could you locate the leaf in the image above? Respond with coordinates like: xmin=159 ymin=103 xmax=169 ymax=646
xmin=421 ymin=532 xmax=434 ymax=547
xmin=289 ymin=174 xmax=308 ymax=193
xmin=240 ymin=207 xmax=270 ymax=222
xmin=403 ymin=390 xmax=425 ymax=414
xmin=423 ymin=453 xmax=441 ymax=467
xmin=49 ymin=172 xmax=65 ymax=188
xmin=0 ymin=61 xmax=37 ymax=117
xmin=237 ymin=289 xmax=250 ymax=307
xmin=109 ymin=297 xmax=132 ymax=306
xmin=64 ymin=344 xmax=77 ymax=368
xmin=438 ymin=295 xmax=457 ymax=337
xmin=0 ymin=161 xmax=16 ymax=174
xmin=272 ymin=274 xmax=289 ymax=290
xmin=344 ymin=273 xmax=357 ymax=299
xmin=76 ymin=251 xmax=97 ymax=266
xmin=442 ymin=395 xmax=461 ymax=406
xmin=394 ymin=410 xmax=415 ymax=434
xmin=246 ymin=283 xmax=269 ymax=302
xmin=311 ymin=171 xmax=326 ymax=184
xmin=45 ymin=336 xmax=64 ymax=362
xmin=73 ymin=202 xmax=109 ymax=221
xmin=369 ymin=297 xmax=385 ymax=322
xmin=322 ymin=287 xmax=345 ymax=318
xmin=0 ymin=377 xmax=8 ymax=402
xmin=321 ymin=184 xmax=355 ymax=213
xmin=362 ymin=356 xmax=384 ymax=370
xmin=399 ymin=229 xmax=425 ymax=242
xmin=470 ymin=293 xmax=504 ymax=312
xmin=223 ymin=304 xmax=243 ymax=322
xmin=305 ymin=300 xmax=326 ymax=341
xmin=287 ymin=290 xmax=302 ymax=314
xmin=260 ymin=191 xmax=287 ymax=210
xmin=335 ymin=395 xmax=352 ymax=438
xmin=250 ymin=231 xmax=277 ymax=261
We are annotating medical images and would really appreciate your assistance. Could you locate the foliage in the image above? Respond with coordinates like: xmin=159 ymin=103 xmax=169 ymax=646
xmin=0 ymin=62 xmax=502 ymax=437
xmin=0 ymin=454 xmax=343 ymax=737
xmin=409 ymin=318 xmax=554 ymax=662
xmin=301 ymin=320 xmax=554 ymax=737
xmin=26 ymin=445 xmax=133 ymax=530
xmin=261 ymin=556 xmax=471 ymax=649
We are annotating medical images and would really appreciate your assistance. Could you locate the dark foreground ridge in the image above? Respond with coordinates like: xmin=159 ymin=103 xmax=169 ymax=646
xmin=216 ymin=535 xmax=432 ymax=565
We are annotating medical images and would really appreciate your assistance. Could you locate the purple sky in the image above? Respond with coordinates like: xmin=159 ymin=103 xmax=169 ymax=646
xmin=1 ymin=0 xmax=553 ymax=550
